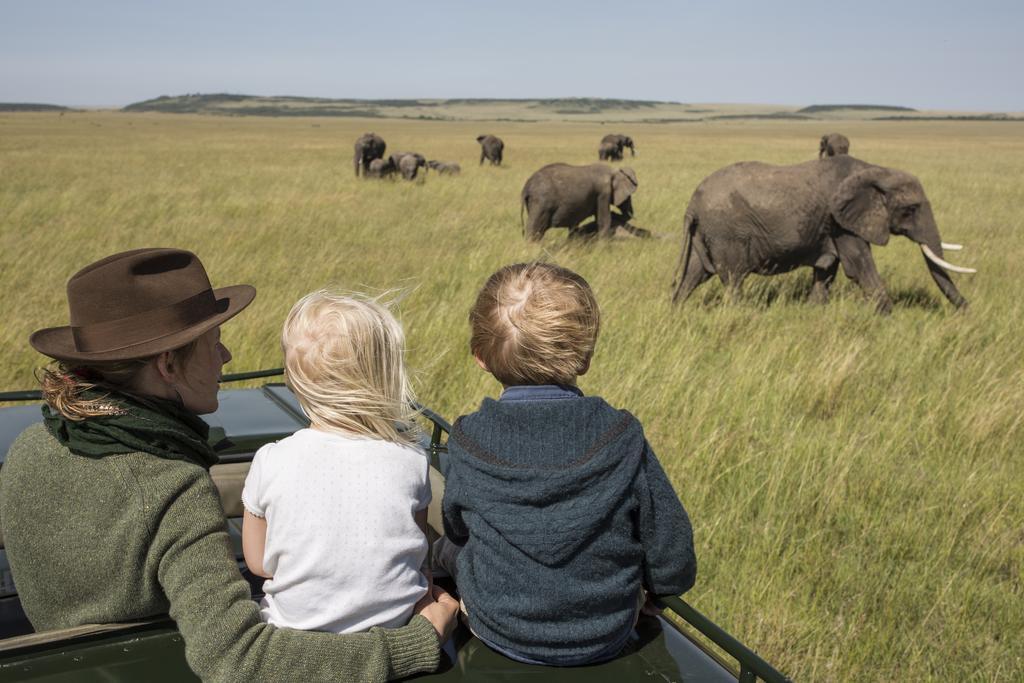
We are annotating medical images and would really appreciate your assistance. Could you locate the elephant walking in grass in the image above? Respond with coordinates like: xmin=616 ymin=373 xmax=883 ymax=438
xmin=599 ymin=134 xmax=635 ymax=160
xmin=521 ymin=163 xmax=638 ymax=242
xmin=354 ymin=133 xmax=386 ymax=176
xmin=819 ymin=133 xmax=850 ymax=158
xmin=477 ymin=135 xmax=504 ymax=165
xmin=671 ymin=155 xmax=976 ymax=313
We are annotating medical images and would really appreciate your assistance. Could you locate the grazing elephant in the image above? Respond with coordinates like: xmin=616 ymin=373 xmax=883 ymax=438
xmin=521 ymin=163 xmax=638 ymax=242
xmin=477 ymin=135 xmax=504 ymax=165
xmin=388 ymin=151 xmax=428 ymax=180
xmin=819 ymin=133 xmax=850 ymax=158
xmin=397 ymin=154 xmax=427 ymax=180
xmin=600 ymin=134 xmax=636 ymax=160
xmin=354 ymin=133 xmax=386 ymax=177
xmin=427 ymin=160 xmax=461 ymax=175
xmin=670 ymin=155 xmax=976 ymax=314
xmin=365 ymin=158 xmax=395 ymax=178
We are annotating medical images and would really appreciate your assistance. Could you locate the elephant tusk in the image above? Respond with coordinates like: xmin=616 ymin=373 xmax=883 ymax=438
xmin=921 ymin=244 xmax=976 ymax=274
xmin=941 ymin=242 xmax=963 ymax=251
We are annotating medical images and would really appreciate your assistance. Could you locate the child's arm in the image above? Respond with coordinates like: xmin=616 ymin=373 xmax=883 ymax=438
xmin=242 ymin=509 xmax=273 ymax=578
xmin=415 ymin=507 xmax=433 ymax=586
xmin=240 ymin=447 xmax=273 ymax=579
xmin=636 ymin=439 xmax=697 ymax=597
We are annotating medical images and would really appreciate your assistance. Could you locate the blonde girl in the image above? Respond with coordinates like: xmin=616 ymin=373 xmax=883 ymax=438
xmin=241 ymin=290 xmax=432 ymax=634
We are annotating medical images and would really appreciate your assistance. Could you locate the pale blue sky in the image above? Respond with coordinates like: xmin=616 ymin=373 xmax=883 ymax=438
xmin=2 ymin=1 xmax=1021 ymax=110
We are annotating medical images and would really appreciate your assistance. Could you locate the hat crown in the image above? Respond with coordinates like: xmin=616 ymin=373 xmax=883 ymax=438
xmin=67 ymin=249 xmax=213 ymax=327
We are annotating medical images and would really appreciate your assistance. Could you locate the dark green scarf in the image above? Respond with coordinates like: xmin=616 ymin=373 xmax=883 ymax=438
xmin=43 ymin=389 xmax=219 ymax=469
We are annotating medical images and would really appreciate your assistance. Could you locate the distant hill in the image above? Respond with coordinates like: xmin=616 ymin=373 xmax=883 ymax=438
xmin=116 ymin=95 xmax=1017 ymax=123
xmin=798 ymin=104 xmax=917 ymax=114
xmin=122 ymin=94 xmax=685 ymax=120
xmin=0 ymin=103 xmax=74 ymax=112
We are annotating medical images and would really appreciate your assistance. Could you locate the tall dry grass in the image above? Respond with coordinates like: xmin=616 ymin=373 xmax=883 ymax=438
xmin=1 ymin=111 xmax=1022 ymax=680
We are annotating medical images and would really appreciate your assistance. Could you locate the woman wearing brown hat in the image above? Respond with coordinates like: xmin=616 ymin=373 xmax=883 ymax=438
xmin=0 ymin=248 xmax=458 ymax=681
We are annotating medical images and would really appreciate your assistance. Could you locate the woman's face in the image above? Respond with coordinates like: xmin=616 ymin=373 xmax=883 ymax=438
xmin=176 ymin=327 xmax=232 ymax=414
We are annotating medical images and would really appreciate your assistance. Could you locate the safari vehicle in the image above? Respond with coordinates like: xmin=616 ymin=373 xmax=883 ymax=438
xmin=0 ymin=370 xmax=790 ymax=682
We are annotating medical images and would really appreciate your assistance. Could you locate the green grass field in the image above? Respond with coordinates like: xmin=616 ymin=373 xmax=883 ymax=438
xmin=1 ymin=111 xmax=1022 ymax=681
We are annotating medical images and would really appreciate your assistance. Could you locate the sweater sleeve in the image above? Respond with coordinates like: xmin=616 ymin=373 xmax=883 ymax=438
xmin=149 ymin=465 xmax=440 ymax=682
xmin=636 ymin=439 xmax=697 ymax=597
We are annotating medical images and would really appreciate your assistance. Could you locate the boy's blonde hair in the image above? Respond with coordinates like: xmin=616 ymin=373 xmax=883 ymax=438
xmin=470 ymin=262 xmax=600 ymax=386
xmin=282 ymin=290 xmax=418 ymax=446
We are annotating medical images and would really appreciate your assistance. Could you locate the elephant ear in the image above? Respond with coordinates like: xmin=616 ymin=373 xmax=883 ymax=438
xmin=612 ymin=168 xmax=638 ymax=205
xmin=830 ymin=167 xmax=892 ymax=246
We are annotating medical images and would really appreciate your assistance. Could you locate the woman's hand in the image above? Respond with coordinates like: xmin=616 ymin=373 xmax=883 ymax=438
xmin=415 ymin=584 xmax=459 ymax=642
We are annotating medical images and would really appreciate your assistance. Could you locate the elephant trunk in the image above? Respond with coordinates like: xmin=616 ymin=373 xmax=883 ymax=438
xmin=909 ymin=205 xmax=971 ymax=309
xmin=618 ymin=196 xmax=634 ymax=220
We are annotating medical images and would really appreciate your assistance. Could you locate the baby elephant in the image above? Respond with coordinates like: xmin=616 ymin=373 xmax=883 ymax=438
xmin=365 ymin=158 xmax=395 ymax=178
xmin=427 ymin=160 xmax=461 ymax=175
xmin=521 ymin=163 xmax=638 ymax=242
xmin=390 ymin=152 xmax=428 ymax=181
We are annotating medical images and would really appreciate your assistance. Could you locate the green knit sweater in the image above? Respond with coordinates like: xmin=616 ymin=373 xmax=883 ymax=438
xmin=0 ymin=424 xmax=440 ymax=682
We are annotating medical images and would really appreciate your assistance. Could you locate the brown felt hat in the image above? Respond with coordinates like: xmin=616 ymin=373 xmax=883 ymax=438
xmin=30 ymin=248 xmax=256 ymax=362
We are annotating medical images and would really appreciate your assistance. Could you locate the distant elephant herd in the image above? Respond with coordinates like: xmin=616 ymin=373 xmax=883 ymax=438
xmin=353 ymin=133 xmax=503 ymax=180
xmin=352 ymin=129 xmax=976 ymax=313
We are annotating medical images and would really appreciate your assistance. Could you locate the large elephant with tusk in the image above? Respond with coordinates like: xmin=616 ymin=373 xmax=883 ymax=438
xmin=353 ymin=133 xmax=386 ymax=177
xmin=671 ymin=155 xmax=975 ymax=313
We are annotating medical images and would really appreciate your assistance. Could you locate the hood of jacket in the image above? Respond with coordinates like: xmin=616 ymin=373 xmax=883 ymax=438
xmin=449 ymin=396 xmax=644 ymax=566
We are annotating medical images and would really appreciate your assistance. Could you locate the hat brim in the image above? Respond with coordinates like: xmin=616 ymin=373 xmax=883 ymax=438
xmin=29 ymin=284 xmax=256 ymax=363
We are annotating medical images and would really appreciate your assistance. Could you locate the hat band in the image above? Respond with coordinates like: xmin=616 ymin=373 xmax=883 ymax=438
xmin=71 ymin=289 xmax=222 ymax=353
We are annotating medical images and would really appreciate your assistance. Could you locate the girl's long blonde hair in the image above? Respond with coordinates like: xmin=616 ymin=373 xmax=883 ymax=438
xmin=282 ymin=290 xmax=419 ymax=446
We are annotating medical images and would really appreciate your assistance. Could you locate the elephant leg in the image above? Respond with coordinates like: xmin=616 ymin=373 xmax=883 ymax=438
xmin=671 ymin=247 xmax=711 ymax=304
xmin=810 ymin=254 xmax=839 ymax=304
xmin=596 ymin=197 xmax=614 ymax=238
xmin=810 ymin=262 xmax=839 ymax=304
xmin=480 ymin=151 xmax=485 ymax=166
xmin=834 ymin=231 xmax=893 ymax=314
xmin=719 ymin=271 xmax=747 ymax=303
xmin=526 ymin=208 xmax=552 ymax=242
xmin=570 ymin=221 xmax=598 ymax=239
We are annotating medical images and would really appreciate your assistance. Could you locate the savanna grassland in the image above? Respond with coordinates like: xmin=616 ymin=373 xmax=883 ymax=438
xmin=1 ymin=110 xmax=1022 ymax=681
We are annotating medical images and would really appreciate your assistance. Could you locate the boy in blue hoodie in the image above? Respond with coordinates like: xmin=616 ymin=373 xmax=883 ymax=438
xmin=438 ymin=262 xmax=696 ymax=666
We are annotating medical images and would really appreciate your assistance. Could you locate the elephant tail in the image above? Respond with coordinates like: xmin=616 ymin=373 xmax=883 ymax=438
xmin=671 ymin=211 xmax=697 ymax=301
xmin=520 ymin=191 xmax=527 ymax=236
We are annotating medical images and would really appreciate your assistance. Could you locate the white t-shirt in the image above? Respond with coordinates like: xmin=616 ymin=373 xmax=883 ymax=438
xmin=241 ymin=427 xmax=431 ymax=633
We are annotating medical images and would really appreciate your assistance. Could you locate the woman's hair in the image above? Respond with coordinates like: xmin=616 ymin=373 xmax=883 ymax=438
xmin=469 ymin=262 xmax=600 ymax=386
xmin=282 ymin=290 xmax=419 ymax=446
xmin=39 ymin=340 xmax=199 ymax=420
